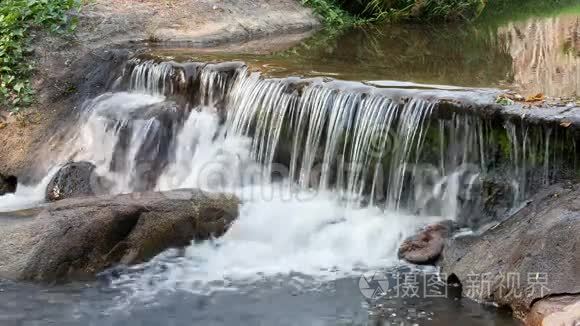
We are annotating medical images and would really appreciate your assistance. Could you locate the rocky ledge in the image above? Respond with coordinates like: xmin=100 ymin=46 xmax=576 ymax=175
xmin=400 ymin=183 xmax=580 ymax=325
xmin=0 ymin=189 xmax=239 ymax=282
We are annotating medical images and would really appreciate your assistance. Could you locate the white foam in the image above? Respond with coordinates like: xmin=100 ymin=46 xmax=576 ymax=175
xmin=0 ymin=90 xmax=445 ymax=303
xmin=112 ymin=186 xmax=439 ymax=300
xmin=0 ymin=170 xmax=56 ymax=212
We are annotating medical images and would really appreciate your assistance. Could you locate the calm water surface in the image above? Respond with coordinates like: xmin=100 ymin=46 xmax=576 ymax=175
xmin=156 ymin=5 xmax=580 ymax=97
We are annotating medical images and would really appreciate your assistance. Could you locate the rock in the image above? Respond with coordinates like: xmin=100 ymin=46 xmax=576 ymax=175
xmin=398 ymin=220 xmax=456 ymax=265
xmin=526 ymin=295 xmax=580 ymax=326
xmin=440 ymin=184 xmax=580 ymax=321
xmin=0 ymin=189 xmax=239 ymax=282
xmin=0 ymin=173 xmax=17 ymax=195
xmin=45 ymin=161 xmax=98 ymax=202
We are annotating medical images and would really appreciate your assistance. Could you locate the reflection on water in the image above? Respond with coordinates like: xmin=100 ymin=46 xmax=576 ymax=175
xmin=277 ymin=12 xmax=580 ymax=97
xmin=153 ymin=9 xmax=579 ymax=97
xmin=501 ymin=15 xmax=579 ymax=97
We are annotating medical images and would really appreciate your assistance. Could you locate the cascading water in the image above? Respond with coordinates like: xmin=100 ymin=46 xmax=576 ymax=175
xmin=226 ymin=70 xmax=438 ymax=210
xmin=0 ymin=58 xmax=575 ymax=305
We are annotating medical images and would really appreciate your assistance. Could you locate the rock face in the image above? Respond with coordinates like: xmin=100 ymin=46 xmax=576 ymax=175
xmin=440 ymin=183 xmax=580 ymax=320
xmin=0 ymin=189 xmax=239 ymax=282
xmin=398 ymin=220 xmax=456 ymax=265
xmin=526 ymin=295 xmax=580 ymax=326
xmin=0 ymin=174 xmax=17 ymax=195
xmin=46 ymin=161 xmax=98 ymax=202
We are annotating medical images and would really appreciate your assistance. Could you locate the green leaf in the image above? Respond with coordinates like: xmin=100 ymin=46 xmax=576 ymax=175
xmin=0 ymin=0 xmax=79 ymax=109
xmin=13 ymin=82 xmax=24 ymax=93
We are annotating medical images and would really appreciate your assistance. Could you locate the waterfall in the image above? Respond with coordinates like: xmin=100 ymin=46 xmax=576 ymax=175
xmin=21 ymin=59 xmax=575 ymax=225
xmin=226 ymin=70 xmax=438 ymax=209
xmin=222 ymin=67 xmax=573 ymax=222
xmin=0 ymin=57 xmax=575 ymax=300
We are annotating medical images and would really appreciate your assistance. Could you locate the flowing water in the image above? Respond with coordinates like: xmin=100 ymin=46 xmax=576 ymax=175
xmin=1 ymin=6 xmax=579 ymax=326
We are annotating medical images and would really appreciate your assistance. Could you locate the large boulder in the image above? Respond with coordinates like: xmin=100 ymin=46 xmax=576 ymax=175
xmin=46 ymin=161 xmax=99 ymax=202
xmin=0 ymin=189 xmax=239 ymax=282
xmin=0 ymin=173 xmax=17 ymax=195
xmin=439 ymin=183 xmax=580 ymax=321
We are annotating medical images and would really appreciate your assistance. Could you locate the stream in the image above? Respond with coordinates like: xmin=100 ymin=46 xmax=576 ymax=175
xmin=0 ymin=5 xmax=578 ymax=326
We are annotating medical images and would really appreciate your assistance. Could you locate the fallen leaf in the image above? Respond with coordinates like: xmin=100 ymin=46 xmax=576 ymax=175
xmin=525 ymin=93 xmax=545 ymax=102
xmin=560 ymin=120 xmax=572 ymax=128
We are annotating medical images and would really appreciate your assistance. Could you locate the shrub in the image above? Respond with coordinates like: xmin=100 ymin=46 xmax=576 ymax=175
xmin=359 ymin=0 xmax=486 ymax=22
xmin=0 ymin=0 xmax=80 ymax=112
xmin=301 ymin=0 xmax=358 ymax=26
xmin=304 ymin=0 xmax=486 ymax=25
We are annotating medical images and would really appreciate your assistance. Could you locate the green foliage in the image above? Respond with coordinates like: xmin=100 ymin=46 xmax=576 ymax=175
xmin=301 ymin=0 xmax=360 ymax=26
xmin=306 ymin=0 xmax=580 ymax=26
xmin=0 ymin=0 xmax=80 ymax=112
xmin=478 ymin=0 xmax=580 ymax=24
xmin=304 ymin=0 xmax=487 ymax=25
xmin=362 ymin=0 xmax=486 ymax=22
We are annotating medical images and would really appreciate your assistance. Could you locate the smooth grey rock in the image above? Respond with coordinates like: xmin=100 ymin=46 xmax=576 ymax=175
xmin=0 ymin=189 xmax=239 ymax=282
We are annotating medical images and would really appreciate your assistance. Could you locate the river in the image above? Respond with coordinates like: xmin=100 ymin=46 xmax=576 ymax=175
xmin=0 ymin=5 xmax=578 ymax=326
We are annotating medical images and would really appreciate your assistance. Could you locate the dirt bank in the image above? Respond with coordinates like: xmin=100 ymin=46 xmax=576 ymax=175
xmin=0 ymin=0 xmax=319 ymax=182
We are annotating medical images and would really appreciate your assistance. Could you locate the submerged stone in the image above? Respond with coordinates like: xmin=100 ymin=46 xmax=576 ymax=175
xmin=398 ymin=220 xmax=456 ymax=265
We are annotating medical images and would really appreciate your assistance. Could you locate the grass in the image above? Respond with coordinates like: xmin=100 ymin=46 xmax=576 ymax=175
xmin=300 ymin=0 xmax=359 ymax=26
xmin=360 ymin=0 xmax=486 ymax=22
xmin=478 ymin=0 xmax=580 ymax=24
xmin=303 ymin=0 xmax=486 ymax=26
xmin=303 ymin=0 xmax=580 ymax=27
xmin=0 ymin=0 xmax=81 ymax=112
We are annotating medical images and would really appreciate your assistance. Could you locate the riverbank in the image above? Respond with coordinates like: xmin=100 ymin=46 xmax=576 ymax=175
xmin=0 ymin=0 xmax=319 ymax=181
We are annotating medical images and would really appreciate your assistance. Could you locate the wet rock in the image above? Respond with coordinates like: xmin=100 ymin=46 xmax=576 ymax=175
xmin=0 ymin=174 xmax=17 ymax=195
xmin=0 ymin=189 xmax=239 ymax=282
xmin=440 ymin=183 xmax=580 ymax=321
xmin=398 ymin=220 xmax=456 ymax=265
xmin=46 ymin=161 xmax=98 ymax=202
xmin=526 ymin=295 xmax=580 ymax=326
